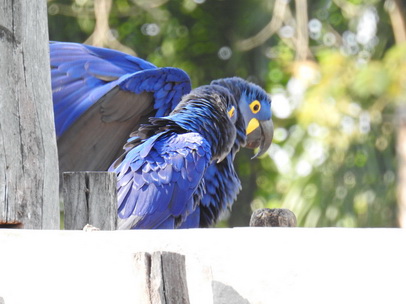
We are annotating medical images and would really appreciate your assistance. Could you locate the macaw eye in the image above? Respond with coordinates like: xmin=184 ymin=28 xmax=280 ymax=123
xmin=250 ymin=100 xmax=261 ymax=114
xmin=228 ymin=106 xmax=235 ymax=118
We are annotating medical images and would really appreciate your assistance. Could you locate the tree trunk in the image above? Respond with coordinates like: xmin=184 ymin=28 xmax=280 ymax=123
xmin=389 ymin=0 xmax=406 ymax=227
xmin=0 ymin=1 xmax=59 ymax=228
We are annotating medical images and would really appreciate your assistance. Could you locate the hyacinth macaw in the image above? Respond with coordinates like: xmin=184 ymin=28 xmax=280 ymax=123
xmin=50 ymin=42 xmax=273 ymax=228
xmin=111 ymin=85 xmax=238 ymax=229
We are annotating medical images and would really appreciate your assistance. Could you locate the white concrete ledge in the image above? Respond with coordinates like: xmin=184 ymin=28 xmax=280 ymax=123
xmin=0 ymin=228 xmax=405 ymax=304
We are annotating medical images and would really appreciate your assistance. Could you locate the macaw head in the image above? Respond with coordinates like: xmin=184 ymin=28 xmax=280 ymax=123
xmin=169 ymin=84 xmax=238 ymax=163
xmin=211 ymin=77 xmax=274 ymax=158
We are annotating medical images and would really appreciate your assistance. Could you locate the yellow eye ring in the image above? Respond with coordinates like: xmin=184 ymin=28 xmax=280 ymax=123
xmin=250 ymin=100 xmax=261 ymax=114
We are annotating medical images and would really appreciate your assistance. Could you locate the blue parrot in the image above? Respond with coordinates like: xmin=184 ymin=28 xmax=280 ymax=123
xmin=179 ymin=77 xmax=274 ymax=228
xmin=111 ymin=85 xmax=238 ymax=229
xmin=50 ymin=42 xmax=273 ymax=228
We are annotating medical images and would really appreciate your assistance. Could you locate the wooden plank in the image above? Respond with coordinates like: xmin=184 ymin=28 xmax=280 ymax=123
xmin=160 ymin=252 xmax=190 ymax=304
xmin=133 ymin=252 xmax=152 ymax=304
xmin=0 ymin=1 xmax=59 ymax=228
xmin=133 ymin=252 xmax=191 ymax=304
xmin=63 ymin=172 xmax=88 ymax=230
xmin=63 ymin=172 xmax=117 ymax=230
xmin=87 ymin=172 xmax=117 ymax=230
xmin=150 ymin=252 xmax=166 ymax=304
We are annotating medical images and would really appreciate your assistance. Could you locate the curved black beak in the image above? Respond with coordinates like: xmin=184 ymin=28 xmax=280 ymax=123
xmin=245 ymin=119 xmax=274 ymax=159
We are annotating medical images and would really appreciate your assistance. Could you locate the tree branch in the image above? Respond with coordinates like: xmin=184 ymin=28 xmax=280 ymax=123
xmin=85 ymin=0 xmax=136 ymax=55
xmin=236 ymin=0 xmax=288 ymax=51
xmin=387 ymin=0 xmax=406 ymax=43
xmin=295 ymin=0 xmax=311 ymax=60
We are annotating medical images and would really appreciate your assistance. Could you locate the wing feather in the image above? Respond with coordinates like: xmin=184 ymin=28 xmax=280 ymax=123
xmin=111 ymin=132 xmax=212 ymax=229
xmin=51 ymin=42 xmax=192 ymax=172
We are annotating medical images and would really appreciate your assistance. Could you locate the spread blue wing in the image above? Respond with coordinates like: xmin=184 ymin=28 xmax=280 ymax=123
xmin=110 ymin=131 xmax=211 ymax=229
xmin=51 ymin=42 xmax=192 ymax=172
xmin=52 ymin=41 xmax=155 ymax=136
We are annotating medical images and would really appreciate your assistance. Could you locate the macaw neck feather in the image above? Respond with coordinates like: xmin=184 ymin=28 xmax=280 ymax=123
xmin=134 ymin=85 xmax=236 ymax=162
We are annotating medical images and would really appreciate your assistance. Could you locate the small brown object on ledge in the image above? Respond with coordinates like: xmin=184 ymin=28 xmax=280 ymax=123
xmin=0 ymin=222 xmax=23 ymax=229
xmin=250 ymin=208 xmax=297 ymax=227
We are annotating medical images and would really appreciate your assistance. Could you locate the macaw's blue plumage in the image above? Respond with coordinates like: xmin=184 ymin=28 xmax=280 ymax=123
xmin=51 ymin=41 xmax=191 ymax=172
xmin=181 ymin=77 xmax=274 ymax=227
xmin=110 ymin=85 xmax=237 ymax=229
xmin=50 ymin=42 xmax=273 ymax=228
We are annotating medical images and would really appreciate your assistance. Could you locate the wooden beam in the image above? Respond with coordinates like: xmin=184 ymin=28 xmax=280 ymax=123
xmin=63 ymin=171 xmax=117 ymax=230
xmin=133 ymin=251 xmax=191 ymax=304
xmin=0 ymin=1 xmax=59 ymax=228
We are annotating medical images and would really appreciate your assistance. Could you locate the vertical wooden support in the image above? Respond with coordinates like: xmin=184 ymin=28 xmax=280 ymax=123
xmin=387 ymin=0 xmax=406 ymax=228
xmin=134 ymin=252 xmax=153 ymax=304
xmin=250 ymin=208 xmax=297 ymax=227
xmin=0 ymin=1 xmax=59 ymax=228
xmin=133 ymin=252 xmax=191 ymax=304
xmin=396 ymin=105 xmax=406 ymax=227
xmin=63 ymin=172 xmax=117 ymax=230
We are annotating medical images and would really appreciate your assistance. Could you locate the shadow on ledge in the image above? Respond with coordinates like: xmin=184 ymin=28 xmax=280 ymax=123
xmin=212 ymin=281 xmax=250 ymax=304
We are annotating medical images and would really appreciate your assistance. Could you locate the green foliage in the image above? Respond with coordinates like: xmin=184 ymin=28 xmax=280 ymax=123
xmin=48 ymin=0 xmax=402 ymax=227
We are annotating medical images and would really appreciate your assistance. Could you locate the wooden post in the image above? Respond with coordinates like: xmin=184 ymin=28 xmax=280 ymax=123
xmin=0 ymin=1 xmax=59 ymax=228
xmin=250 ymin=208 xmax=297 ymax=227
xmin=396 ymin=105 xmax=406 ymax=227
xmin=388 ymin=0 xmax=406 ymax=227
xmin=63 ymin=172 xmax=117 ymax=230
xmin=133 ymin=252 xmax=191 ymax=304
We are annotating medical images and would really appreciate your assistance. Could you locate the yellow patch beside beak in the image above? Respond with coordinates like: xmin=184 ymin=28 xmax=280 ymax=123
xmin=246 ymin=118 xmax=259 ymax=135
xmin=228 ymin=106 xmax=235 ymax=118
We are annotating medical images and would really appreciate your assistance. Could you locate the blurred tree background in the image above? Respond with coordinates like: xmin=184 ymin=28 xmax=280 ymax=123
xmin=47 ymin=0 xmax=406 ymax=228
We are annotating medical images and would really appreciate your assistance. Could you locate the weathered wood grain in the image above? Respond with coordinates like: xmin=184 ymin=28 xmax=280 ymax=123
xmin=160 ymin=251 xmax=190 ymax=304
xmin=87 ymin=171 xmax=117 ymax=230
xmin=250 ymin=208 xmax=297 ymax=227
xmin=63 ymin=172 xmax=89 ymax=230
xmin=0 ymin=1 xmax=59 ymax=228
xmin=133 ymin=252 xmax=153 ymax=304
xmin=133 ymin=251 xmax=191 ymax=304
xmin=63 ymin=172 xmax=117 ymax=230
xmin=150 ymin=252 xmax=166 ymax=304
